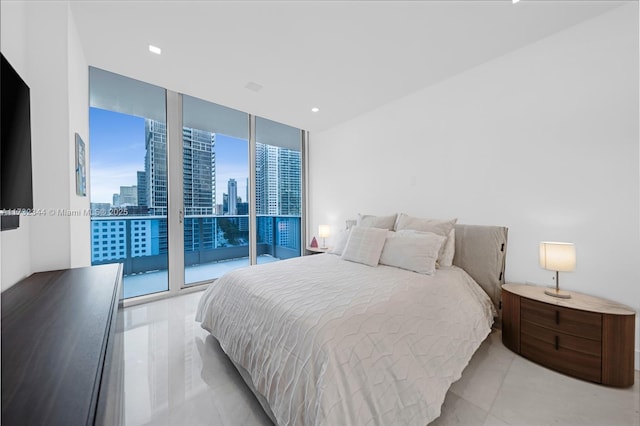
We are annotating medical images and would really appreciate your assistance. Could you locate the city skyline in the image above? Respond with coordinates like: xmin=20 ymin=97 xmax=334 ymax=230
xmin=87 ymin=72 xmax=304 ymax=294
xmin=90 ymin=107 xmax=249 ymax=207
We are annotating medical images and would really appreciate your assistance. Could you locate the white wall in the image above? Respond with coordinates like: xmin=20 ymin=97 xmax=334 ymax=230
xmin=0 ymin=1 xmax=90 ymax=290
xmin=67 ymin=4 xmax=91 ymax=268
xmin=1 ymin=1 xmax=33 ymax=290
xmin=309 ymin=5 xmax=639 ymax=364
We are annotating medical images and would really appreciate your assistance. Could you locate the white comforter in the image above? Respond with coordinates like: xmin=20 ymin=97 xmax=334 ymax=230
xmin=196 ymin=254 xmax=494 ymax=426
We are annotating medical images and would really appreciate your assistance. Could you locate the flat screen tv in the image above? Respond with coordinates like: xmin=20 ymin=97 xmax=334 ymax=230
xmin=1 ymin=53 xmax=34 ymax=230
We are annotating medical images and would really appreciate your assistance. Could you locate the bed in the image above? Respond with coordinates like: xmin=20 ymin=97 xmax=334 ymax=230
xmin=196 ymin=220 xmax=508 ymax=425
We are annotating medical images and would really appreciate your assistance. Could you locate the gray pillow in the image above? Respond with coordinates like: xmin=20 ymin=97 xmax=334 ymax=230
xmin=357 ymin=213 xmax=398 ymax=230
xmin=395 ymin=214 xmax=457 ymax=261
xmin=395 ymin=213 xmax=457 ymax=236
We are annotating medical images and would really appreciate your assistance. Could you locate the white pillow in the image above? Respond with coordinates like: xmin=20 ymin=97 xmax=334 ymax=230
xmin=380 ymin=231 xmax=445 ymax=275
xmin=438 ymin=228 xmax=456 ymax=267
xmin=357 ymin=213 xmax=398 ymax=230
xmin=341 ymin=226 xmax=388 ymax=266
xmin=328 ymin=229 xmax=350 ymax=255
xmin=394 ymin=214 xmax=457 ymax=262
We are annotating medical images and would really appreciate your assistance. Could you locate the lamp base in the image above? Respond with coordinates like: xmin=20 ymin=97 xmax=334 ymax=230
xmin=544 ymin=288 xmax=571 ymax=299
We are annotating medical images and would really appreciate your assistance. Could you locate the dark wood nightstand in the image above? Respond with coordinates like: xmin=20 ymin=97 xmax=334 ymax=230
xmin=502 ymin=283 xmax=635 ymax=387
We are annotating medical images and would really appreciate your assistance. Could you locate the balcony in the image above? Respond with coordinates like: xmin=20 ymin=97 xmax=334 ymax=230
xmin=91 ymin=215 xmax=301 ymax=298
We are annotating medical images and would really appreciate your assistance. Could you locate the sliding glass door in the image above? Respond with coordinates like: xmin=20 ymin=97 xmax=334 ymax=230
xmin=182 ymin=96 xmax=252 ymax=285
xmin=255 ymin=117 xmax=302 ymax=260
xmin=89 ymin=67 xmax=306 ymax=300
xmin=89 ymin=69 xmax=169 ymax=299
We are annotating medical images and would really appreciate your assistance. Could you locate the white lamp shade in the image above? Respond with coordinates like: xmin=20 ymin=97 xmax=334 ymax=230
xmin=318 ymin=225 xmax=330 ymax=238
xmin=539 ymin=242 xmax=576 ymax=272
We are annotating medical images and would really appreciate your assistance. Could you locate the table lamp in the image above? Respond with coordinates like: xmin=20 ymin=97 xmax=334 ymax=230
xmin=318 ymin=225 xmax=330 ymax=249
xmin=539 ymin=241 xmax=576 ymax=299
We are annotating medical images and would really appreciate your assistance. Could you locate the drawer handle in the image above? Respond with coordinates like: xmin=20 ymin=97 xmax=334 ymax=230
xmin=555 ymin=335 xmax=559 ymax=350
xmin=555 ymin=310 xmax=559 ymax=325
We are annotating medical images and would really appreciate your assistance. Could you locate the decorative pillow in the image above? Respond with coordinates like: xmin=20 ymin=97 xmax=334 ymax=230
xmin=394 ymin=213 xmax=457 ymax=262
xmin=341 ymin=226 xmax=388 ymax=266
xmin=438 ymin=228 xmax=456 ymax=267
xmin=357 ymin=213 xmax=398 ymax=230
xmin=380 ymin=231 xmax=445 ymax=275
xmin=395 ymin=213 xmax=457 ymax=236
xmin=328 ymin=229 xmax=350 ymax=255
xmin=345 ymin=219 xmax=357 ymax=230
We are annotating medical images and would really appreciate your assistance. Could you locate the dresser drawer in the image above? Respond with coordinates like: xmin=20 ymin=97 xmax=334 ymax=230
xmin=521 ymin=336 xmax=602 ymax=383
xmin=521 ymin=298 xmax=602 ymax=340
xmin=521 ymin=321 xmax=601 ymax=383
xmin=521 ymin=320 xmax=601 ymax=357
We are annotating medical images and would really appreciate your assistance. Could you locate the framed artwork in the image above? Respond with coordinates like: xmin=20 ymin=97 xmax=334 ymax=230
xmin=75 ymin=133 xmax=86 ymax=196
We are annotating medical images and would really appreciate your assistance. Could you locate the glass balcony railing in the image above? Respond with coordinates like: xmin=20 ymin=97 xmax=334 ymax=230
xmin=90 ymin=214 xmax=301 ymax=298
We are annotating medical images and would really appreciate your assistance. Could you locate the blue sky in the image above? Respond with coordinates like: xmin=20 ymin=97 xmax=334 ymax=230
xmin=89 ymin=107 xmax=248 ymax=206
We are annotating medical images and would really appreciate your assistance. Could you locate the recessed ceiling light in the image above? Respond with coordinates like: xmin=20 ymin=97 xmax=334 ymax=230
xmin=311 ymin=107 xmax=320 ymax=113
xmin=148 ymin=45 xmax=162 ymax=55
xmin=512 ymin=0 xmax=520 ymax=3
xmin=245 ymin=81 xmax=263 ymax=92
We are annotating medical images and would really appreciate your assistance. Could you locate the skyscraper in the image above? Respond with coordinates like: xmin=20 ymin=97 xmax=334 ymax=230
xmin=119 ymin=185 xmax=137 ymax=206
xmin=227 ymin=179 xmax=237 ymax=215
xmin=145 ymin=119 xmax=216 ymax=216
xmin=255 ymin=142 xmax=302 ymax=250
xmin=183 ymin=127 xmax=215 ymax=215
xmin=277 ymin=147 xmax=301 ymax=216
xmin=137 ymin=171 xmax=147 ymax=208
xmin=145 ymin=119 xmax=217 ymax=253
xmin=145 ymin=120 xmax=167 ymax=216
xmin=255 ymin=143 xmax=301 ymax=216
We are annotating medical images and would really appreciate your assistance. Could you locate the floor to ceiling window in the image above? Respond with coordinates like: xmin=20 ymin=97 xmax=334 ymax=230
xmin=182 ymin=95 xmax=255 ymax=285
xmin=89 ymin=69 xmax=169 ymax=299
xmin=255 ymin=117 xmax=302 ymax=260
xmin=89 ymin=68 xmax=306 ymax=300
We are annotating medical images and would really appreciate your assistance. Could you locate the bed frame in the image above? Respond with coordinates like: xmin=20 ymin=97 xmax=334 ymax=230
xmin=226 ymin=223 xmax=509 ymax=425
xmin=452 ymin=224 xmax=508 ymax=311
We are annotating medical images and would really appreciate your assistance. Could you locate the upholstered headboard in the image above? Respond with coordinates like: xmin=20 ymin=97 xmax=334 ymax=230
xmin=452 ymin=224 xmax=508 ymax=311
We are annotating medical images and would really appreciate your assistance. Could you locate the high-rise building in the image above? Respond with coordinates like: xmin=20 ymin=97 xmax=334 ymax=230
xmin=255 ymin=143 xmax=301 ymax=216
xmin=277 ymin=148 xmax=301 ymax=216
xmin=91 ymin=219 xmax=126 ymax=262
xmin=227 ymin=179 xmax=237 ymax=215
xmin=146 ymin=120 xmax=216 ymax=216
xmin=90 ymin=218 xmax=160 ymax=262
xmin=254 ymin=142 xmax=302 ymax=250
xmin=112 ymin=193 xmax=120 ymax=207
xmin=90 ymin=202 xmax=111 ymax=216
xmin=145 ymin=120 xmax=167 ymax=216
xmin=183 ymin=127 xmax=215 ymax=216
xmin=137 ymin=171 xmax=147 ymax=207
xmin=119 ymin=185 xmax=137 ymax=206
xmin=145 ymin=120 xmax=217 ymax=252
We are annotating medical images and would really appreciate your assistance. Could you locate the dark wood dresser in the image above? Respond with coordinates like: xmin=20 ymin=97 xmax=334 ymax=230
xmin=502 ymin=283 xmax=635 ymax=387
xmin=1 ymin=264 xmax=124 ymax=425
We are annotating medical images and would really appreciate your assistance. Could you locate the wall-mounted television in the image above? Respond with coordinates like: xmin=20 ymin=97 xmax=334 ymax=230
xmin=1 ymin=53 xmax=34 ymax=230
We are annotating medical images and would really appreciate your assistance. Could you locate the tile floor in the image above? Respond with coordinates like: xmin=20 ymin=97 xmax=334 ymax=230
xmin=121 ymin=290 xmax=640 ymax=426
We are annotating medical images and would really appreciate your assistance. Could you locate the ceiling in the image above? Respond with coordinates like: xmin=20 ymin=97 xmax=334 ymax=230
xmin=70 ymin=1 xmax=626 ymax=132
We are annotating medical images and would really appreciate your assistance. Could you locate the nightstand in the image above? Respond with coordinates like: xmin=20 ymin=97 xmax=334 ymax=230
xmin=501 ymin=283 xmax=635 ymax=387
xmin=305 ymin=246 xmax=329 ymax=255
